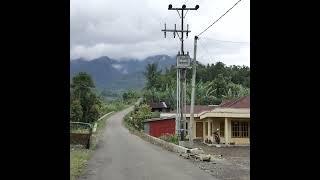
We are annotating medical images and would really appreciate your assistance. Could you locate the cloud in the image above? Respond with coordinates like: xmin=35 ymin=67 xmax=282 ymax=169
xmin=71 ymin=0 xmax=250 ymax=66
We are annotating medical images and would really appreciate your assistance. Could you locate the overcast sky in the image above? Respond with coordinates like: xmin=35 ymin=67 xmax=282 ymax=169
xmin=70 ymin=0 xmax=250 ymax=66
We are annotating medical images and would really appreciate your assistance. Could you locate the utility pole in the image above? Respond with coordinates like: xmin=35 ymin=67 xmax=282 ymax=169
xmin=162 ymin=4 xmax=199 ymax=143
xmin=189 ymin=36 xmax=198 ymax=147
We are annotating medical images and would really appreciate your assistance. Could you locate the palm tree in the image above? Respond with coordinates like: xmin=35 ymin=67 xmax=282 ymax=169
xmin=143 ymin=63 xmax=162 ymax=89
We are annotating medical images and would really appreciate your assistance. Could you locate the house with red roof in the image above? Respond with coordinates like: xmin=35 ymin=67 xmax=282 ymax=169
xmin=160 ymin=96 xmax=250 ymax=145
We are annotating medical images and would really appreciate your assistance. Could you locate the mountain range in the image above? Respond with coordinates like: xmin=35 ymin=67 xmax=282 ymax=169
xmin=70 ymin=55 xmax=176 ymax=92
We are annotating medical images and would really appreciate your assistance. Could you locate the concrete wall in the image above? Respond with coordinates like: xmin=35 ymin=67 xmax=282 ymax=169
xmin=128 ymin=127 xmax=189 ymax=153
xmin=144 ymin=123 xmax=150 ymax=134
xmin=230 ymin=138 xmax=250 ymax=144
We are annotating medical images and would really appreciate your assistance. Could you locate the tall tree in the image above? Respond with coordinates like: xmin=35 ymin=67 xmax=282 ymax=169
xmin=143 ymin=63 xmax=162 ymax=89
xmin=70 ymin=72 xmax=101 ymax=123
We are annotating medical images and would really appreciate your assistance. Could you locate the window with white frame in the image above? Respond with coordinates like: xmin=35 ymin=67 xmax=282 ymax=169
xmin=231 ymin=121 xmax=249 ymax=138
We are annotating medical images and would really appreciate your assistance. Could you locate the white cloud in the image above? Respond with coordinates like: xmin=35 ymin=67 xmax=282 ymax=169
xmin=71 ymin=0 xmax=250 ymax=66
xmin=111 ymin=64 xmax=122 ymax=70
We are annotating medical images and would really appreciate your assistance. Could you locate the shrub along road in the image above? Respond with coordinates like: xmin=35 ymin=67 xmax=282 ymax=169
xmin=78 ymin=106 xmax=216 ymax=180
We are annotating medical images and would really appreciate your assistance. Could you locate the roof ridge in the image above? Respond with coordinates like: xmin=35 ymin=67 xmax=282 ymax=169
xmin=221 ymin=96 xmax=246 ymax=107
xmin=227 ymin=96 xmax=245 ymax=107
xmin=219 ymin=99 xmax=235 ymax=107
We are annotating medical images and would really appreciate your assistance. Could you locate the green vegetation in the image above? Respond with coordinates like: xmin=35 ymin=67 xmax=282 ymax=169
xmin=151 ymin=111 xmax=160 ymax=118
xmin=123 ymin=113 xmax=133 ymax=130
xmin=124 ymin=103 xmax=152 ymax=131
xmin=142 ymin=61 xmax=250 ymax=107
xmin=70 ymin=147 xmax=91 ymax=180
xmin=70 ymin=72 xmax=102 ymax=123
xmin=99 ymin=100 xmax=126 ymax=113
xmin=122 ymin=89 xmax=141 ymax=104
xmin=159 ymin=134 xmax=179 ymax=145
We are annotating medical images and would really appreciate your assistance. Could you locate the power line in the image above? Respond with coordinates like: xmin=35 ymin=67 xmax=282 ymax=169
xmin=201 ymin=37 xmax=249 ymax=44
xmin=195 ymin=38 xmax=248 ymax=63
xmin=199 ymin=40 xmax=211 ymax=55
xmin=197 ymin=0 xmax=243 ymax=37
xmin=197 ymin=40 xmax=214 ymax=63
xmin=197 ymin=37 xmax=249 ymax=58
xmin=208 ymin=39 xmax=249 ymax=44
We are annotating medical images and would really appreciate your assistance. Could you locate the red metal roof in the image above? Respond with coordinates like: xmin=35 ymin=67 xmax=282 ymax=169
xmin=219 ymin=96 xmax=250 ymax=108
xmin=165 ymin=96 xmax=250 ymax=114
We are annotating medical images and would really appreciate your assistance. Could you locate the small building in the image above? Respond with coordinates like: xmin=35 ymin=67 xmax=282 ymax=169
xmin=160 ymin=96 xmax=250 ymax=145
xmin=147 ymin=101 xmax=171 ymax=112
xmin=143 ymin=117 xmax=175 ymax=137
xmin=160 ymin=105 xmax=216 ymax=135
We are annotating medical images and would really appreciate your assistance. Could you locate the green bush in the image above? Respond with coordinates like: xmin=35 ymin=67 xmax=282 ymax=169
xmin=122 ymin=89 xmax=140 ymax=104
xmin=159 ymin=134 xmax=179 ymax=145
xmin=125 ymin=104 xmax=151 ymax=130
xmin=151 ymin=111 xmax=160 ymax=118
xmin=70 ymin=99 xmax=83 ymax=122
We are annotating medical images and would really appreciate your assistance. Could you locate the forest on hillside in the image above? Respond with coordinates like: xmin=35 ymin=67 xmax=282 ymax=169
xmin=142 ymin=61 xmax=250 ymax=108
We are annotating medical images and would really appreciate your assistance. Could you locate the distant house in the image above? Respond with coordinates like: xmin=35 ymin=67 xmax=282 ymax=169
xmin=160 ymin=96 xmax=250 ymax=145
xmin=143 ymin=117 xmax=175 ymax=137
xmin=147 ymin=101 xmax=171 ymax=112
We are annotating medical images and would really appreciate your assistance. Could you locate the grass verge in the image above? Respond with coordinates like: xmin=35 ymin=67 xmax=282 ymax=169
xmin=159 ymin=134 xmax=179 ymax=145
xmin=70 ymin=146 xmax=91 ymax=180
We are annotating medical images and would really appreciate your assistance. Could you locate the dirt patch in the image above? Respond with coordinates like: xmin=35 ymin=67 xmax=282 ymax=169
xmin=186 ymin=142 xmax=250 ymax=180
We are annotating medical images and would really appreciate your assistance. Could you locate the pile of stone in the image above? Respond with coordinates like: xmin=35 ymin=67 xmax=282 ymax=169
xmin=179 ymin=148 xmax=221 ymax=162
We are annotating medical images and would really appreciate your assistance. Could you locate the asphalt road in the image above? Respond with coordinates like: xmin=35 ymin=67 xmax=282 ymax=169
xmin=78 ymin=106 xmax=216 ymax=180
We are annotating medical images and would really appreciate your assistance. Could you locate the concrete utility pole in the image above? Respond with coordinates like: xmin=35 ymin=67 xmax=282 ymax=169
xmin=189 ymin=36 xmax=198 ymax=147
xmin=161 ymin=4 xmax=199 ymax=143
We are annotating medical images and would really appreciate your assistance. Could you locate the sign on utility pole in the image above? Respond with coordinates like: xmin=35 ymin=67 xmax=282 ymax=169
xmin=177 ymin=53 xmax=191 ymax=68
xmin=161 ymin=4 xmax=199 ymax=144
